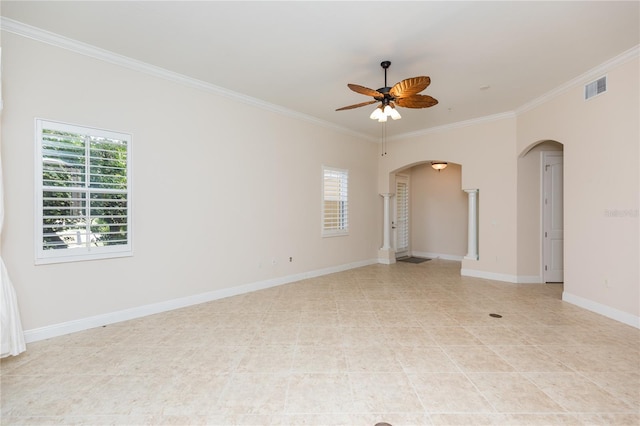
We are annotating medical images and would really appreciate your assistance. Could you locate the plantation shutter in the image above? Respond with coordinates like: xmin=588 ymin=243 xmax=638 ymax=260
xmin=396 ymin=179 xmax=409 ymax=252
xmin=36 ymin=120 xmax=131 ymax=263
xmin=322 ymin=166 xmax=348 ymax=236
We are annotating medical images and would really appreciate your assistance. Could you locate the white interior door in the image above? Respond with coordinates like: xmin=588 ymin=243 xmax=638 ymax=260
xmin=543 ymin=152 xmax=564 ymax=283
xmin=394 ymin=175 xmax=410 ymax=259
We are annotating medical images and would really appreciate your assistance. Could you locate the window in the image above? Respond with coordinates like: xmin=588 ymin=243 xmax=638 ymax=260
xmin=35 ymin=119 xmax=132 ymax=263
xmin=322 ymin=166 xmax=348 ymax=236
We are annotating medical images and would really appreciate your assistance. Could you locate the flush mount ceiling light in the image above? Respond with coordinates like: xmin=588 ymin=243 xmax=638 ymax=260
xmin=336 ymin=61 xmax=438 ymax=123
xmin=431 ymin=161 xmax=448 ymax=171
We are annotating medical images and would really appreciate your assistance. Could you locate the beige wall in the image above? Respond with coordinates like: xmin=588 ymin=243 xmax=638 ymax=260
xmin=407 ymin=163 xmax=467 ymax=258
xmin=1 ymin=29 xmax=638 ymax=334
xmin=517 ymin=57 xmax=639 ymax=320
xmin=1 ymin=32 xmax=380 ymax=331
xmin=379 ymin=117 xmax=519 ymax=278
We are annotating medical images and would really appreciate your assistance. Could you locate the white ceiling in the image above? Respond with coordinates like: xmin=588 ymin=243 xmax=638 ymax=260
xmin=2 ymin=1 xmax=639 ymax=139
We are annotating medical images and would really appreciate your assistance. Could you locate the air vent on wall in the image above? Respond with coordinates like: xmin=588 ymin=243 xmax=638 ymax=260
xmin=585 ymin=76 xmax=607 ymax=100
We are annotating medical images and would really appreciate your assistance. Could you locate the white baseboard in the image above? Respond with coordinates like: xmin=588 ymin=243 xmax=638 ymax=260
xmin=411 ymin=251 xmax=464 ymax=261
xmin=563 ymin=291 xmax=640 ymax=329
xmin=23 ymin=258 xmax=378 ymax=343
xmin=516 ymin=275 xmax=543 ymax=284
xmin=461 ymin=268 xmax=518 ymax=283
xmin=461 ymin=269 xmax=543 ymax=284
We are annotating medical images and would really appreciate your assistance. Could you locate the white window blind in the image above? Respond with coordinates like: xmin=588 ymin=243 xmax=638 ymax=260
xmin=35 ymin=119 xmax=132 ymax=263
xmin=322 ymin=166 xmax=348 ymax=236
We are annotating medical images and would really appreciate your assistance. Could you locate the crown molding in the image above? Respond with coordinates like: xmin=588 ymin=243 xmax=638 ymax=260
xmin=3 ymin=17 xmax=637 ymax=144
xmin=515 ymin=44 xmax=639 ymax=115
xmin=392 ymin=44 xmax=639 ymax=141
xmin=1 ymin=17 xmax=372 ymax=141
xmin=390 ymin=111 xmax=517 ymax=141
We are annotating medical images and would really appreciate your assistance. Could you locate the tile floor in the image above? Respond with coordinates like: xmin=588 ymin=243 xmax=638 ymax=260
xmin=1 ymin=259 xmax=639 ymax=425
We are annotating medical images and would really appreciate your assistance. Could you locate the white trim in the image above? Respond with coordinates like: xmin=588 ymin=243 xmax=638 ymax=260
xmin=461 ymin=268 xmax=518 ymax=283
xmin=461 ymin=268 xmax=544 ymax=284
xmin=411 ymin=251 xmax=464 ymax=261
xmin=0 ymin=17 xmax=372 ymax=142
xmin=23 ymin=258 xmax=377 ymax=343
xmin=516 ymin=45 xmax=639 ymax=115
xmin=391 ymin=112 xmax=516 ymax=141
xmin=563 ymin=291 xmax=640 ymax=329
xmin=3 ymin=18 xmax=637 ymax=144
xmin=516 ymin=275 xmax=543 ymax=284
xmin=387 ymin=45 xmax=638 ymax=140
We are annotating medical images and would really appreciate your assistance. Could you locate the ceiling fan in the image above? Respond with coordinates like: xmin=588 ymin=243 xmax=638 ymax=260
xmin=336 ymin=60 xmax=438 ymax=122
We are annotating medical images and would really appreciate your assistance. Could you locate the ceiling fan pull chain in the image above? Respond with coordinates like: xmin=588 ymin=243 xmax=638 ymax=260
xmin=381 ymin=122 xmax=387 ymax=156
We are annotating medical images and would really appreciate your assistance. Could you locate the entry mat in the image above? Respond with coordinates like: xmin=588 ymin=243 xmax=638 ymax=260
xmin=397 ymin=256 xmax=431 ymax=264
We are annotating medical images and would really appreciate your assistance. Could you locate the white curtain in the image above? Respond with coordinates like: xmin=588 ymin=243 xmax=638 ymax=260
xmin=0 ymin=49 xmax=27 ymax=356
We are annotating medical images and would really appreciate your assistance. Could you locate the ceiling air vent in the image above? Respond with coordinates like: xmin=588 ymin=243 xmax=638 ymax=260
xmin=585 ymin=76 xmax=607 ymax=100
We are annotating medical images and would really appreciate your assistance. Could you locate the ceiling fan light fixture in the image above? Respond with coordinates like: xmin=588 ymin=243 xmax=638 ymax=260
xmin=431 ymin=161 xmax=448 ymax=171
xmin=388 ymin=105 xmax=401 ymax=120
xmin=370 ymin=107 xmax=384 ymax=120
xmin=371 ymin=104 xmax=401 ymax=122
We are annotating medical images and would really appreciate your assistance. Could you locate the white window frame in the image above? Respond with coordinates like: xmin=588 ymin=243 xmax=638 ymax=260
xmin=322 ymin=165 xmax=349 ymax=237
xmin=34 ymin=119 xmax=133 ymax=264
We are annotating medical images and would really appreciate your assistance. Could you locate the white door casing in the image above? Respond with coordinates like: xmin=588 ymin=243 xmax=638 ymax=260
xmin=542 ymin=152 xmax=564 ymax=283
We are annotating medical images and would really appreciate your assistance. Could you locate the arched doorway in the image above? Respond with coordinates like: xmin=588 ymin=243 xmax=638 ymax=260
xmin=517 ymin=140 xmax=564 ymax=283
xmin=390 ymin=162 xmax=467 ymax=261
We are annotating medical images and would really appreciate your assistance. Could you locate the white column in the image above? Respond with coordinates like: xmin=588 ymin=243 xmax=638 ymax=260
xmin=464 ymin=189 xmax=479 ymax=260
xmin=381 ymin=193 xmax=392 ymax=250
xmin=378 ymin=193 xmax=396 ymax=264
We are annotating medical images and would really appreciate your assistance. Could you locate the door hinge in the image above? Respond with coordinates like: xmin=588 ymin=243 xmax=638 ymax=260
xmin=545 ymin=265 xmax=548 ymax=271
xmin=545 ymin=231 xmax=547 ymax=237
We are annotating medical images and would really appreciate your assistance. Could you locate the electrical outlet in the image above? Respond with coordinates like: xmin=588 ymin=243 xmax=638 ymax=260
xmin=271 ymin=258 xmax=277 ymax=266
xmin=289 ymin=257 xmax=293 ymax=262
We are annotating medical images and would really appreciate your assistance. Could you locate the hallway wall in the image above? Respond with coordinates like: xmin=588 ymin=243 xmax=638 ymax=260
xmin=379 ymin=117 xmax=519 ymax=280
xmin=517 ymin=56 xmax=639 ymax=324
xmin=408 ymin=163 xmax=467 ymax=259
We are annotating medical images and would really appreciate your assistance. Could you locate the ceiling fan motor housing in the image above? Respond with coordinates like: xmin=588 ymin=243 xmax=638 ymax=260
xmin=375 ymin=87 xmax=392 ymax=104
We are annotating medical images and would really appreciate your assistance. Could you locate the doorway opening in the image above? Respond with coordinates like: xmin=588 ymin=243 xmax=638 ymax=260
xmin=390 ymin=163 xmax=466 ymax=262
xmin=394 ymin=174 xmax=410 ymax=259
xmin=517 ymin=140 xmax=564 ymax=283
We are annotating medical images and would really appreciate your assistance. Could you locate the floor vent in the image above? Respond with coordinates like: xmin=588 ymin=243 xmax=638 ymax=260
xmin=585 ymin=76 xmax=607 ymax=100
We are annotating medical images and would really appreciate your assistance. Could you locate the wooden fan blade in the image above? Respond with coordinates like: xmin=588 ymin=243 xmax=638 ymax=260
xmin=335 ymin=100 xmax=379 ymax=111
xmin=390 ymin=76 xmax=431 ymax=98
xmin=395 ymin=94 xmax=438 ymax=108
xmin=348 ymin=84 xmax=383 ymax=98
